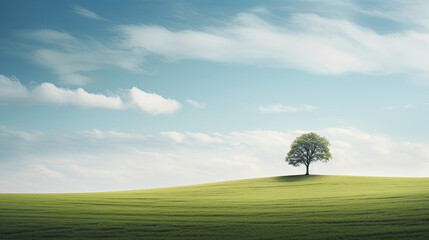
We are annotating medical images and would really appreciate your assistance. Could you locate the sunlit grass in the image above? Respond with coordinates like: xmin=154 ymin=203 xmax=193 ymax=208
xmin=1 ymin=175 xmax=429 ymax=239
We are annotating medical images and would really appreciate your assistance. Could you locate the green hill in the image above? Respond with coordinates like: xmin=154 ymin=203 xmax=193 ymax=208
xmin=1 ymin=175 xmax=429 ymax=239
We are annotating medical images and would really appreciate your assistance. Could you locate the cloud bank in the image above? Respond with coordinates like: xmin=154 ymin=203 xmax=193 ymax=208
xmin=1 ymin=126 xmax=428 ymax=193
xmin=116 ymin=12 xmax=429 ymax=76
xmin=0 ymin=75 xmax=180 ymax=115
xmin=19 ymin=2 xmax=429 ymax=85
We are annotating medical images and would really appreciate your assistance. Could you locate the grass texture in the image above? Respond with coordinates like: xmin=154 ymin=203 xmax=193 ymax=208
xmin=1 ymin=175 xmax=429 ymax=239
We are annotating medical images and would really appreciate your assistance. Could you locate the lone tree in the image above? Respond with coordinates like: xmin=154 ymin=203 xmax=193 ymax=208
xmin=285 ymin=132 xmax=332 ymax=175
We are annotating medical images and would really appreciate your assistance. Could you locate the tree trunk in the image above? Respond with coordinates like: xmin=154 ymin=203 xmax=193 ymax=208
xmin=305 ymin=164 xmax=309 ymax=175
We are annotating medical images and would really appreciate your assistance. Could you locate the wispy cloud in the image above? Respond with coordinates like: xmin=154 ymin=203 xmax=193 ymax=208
xmin=248 ymin=6 xmax=272 ymax=15
xmin=1 ymin=126 xmax=428 ymax=192
xmin=20 ymin=5 xmax=429 ymax=85
xmin=186 ymin=99 xmax=206 ymax=109
xmin=19 ymin=29 xmax=145 ymax=85
xmin=259 ymin=104 xmax=318 ymax=113
xmin=0 ymin=126 xmax=44 ymax=141
xmin=0 ymin=75 xmax=180 ymax=115
xmin=386 ymin=103 xmax=414 ymax=110
xmin=18 ymin=29 xmax=78 ymax=45
xmin=16 ymin=2 xmax=429 ymax=86
xmin=116 ymin=11 xmax=429 ymax=77
xmin=352 ymin=0 xmax=429 ymax=29
xmin=73 ymin=6 xmax=106 ymax=21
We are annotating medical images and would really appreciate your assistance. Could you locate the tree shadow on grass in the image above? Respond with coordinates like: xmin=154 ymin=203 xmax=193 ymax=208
xmin=273 ymin=175 xmax=325 ymax=182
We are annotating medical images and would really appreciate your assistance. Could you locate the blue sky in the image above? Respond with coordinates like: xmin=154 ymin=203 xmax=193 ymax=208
xmin=1 ymin=0 xmax=429 ymax=192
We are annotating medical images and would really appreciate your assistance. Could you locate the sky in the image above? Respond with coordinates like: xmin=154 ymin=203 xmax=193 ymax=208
xmin=1 ymin=0 xmax=429 ymax=193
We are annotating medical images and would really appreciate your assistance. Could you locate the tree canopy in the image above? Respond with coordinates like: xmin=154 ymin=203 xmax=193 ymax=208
xmin=285 ymin=132 xmax=332 ymax=175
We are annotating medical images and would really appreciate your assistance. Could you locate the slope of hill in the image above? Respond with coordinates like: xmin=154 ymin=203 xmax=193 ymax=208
xmin=1 ymin=175 xmax=429 ymax=239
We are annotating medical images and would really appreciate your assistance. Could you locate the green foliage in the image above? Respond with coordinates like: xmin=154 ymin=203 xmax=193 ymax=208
xmin=1 ymin=175 xmax=429 ymax=239
xmin=285 ymin=132 xmax=332 ymax=174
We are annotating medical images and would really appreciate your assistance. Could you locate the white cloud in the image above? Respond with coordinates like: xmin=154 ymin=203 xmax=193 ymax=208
xmin=20 ymin=29 xmax=145 ymax=85
xmin=186 ymin=132 xmax=223 ymax=144
xmin=186 ymin=99 xmax=206 ymax=109
xmin=0 ymin=75 xmax=29 ymax=102
xmin=318 ymin=128 xmax=429 ymax=176
xmin=0 ymin=75 xmax=122 ymax=109
xmin=161 ymin=131 xmax=187 ymax=143
xmin=386 ymin=103 xmax=415 ymax=110
xmin=73 ymin=6 xmax=106 ymax=21
xmin=129 ymin=87 xmax=181 ymax=115
xmin=259 ymin=104 xmax=318 ymax=113
xmin=116 ymin=11 xmax=429 ymax=77
xmin=0 ymin=75 xmax=180 ymax=115
xmin=33 ymin=83 xmax=123 ymax=109
xmin=1 ymin=126 xmax=428 ymax=192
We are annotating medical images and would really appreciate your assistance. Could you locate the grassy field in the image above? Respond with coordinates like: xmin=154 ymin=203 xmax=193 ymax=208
xmin=1 ymin=175 xmax=429 ymax=239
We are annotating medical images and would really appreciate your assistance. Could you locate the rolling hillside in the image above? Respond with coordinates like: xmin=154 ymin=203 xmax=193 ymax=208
xmin=1 ymin=175 xmax=429 ymax=239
